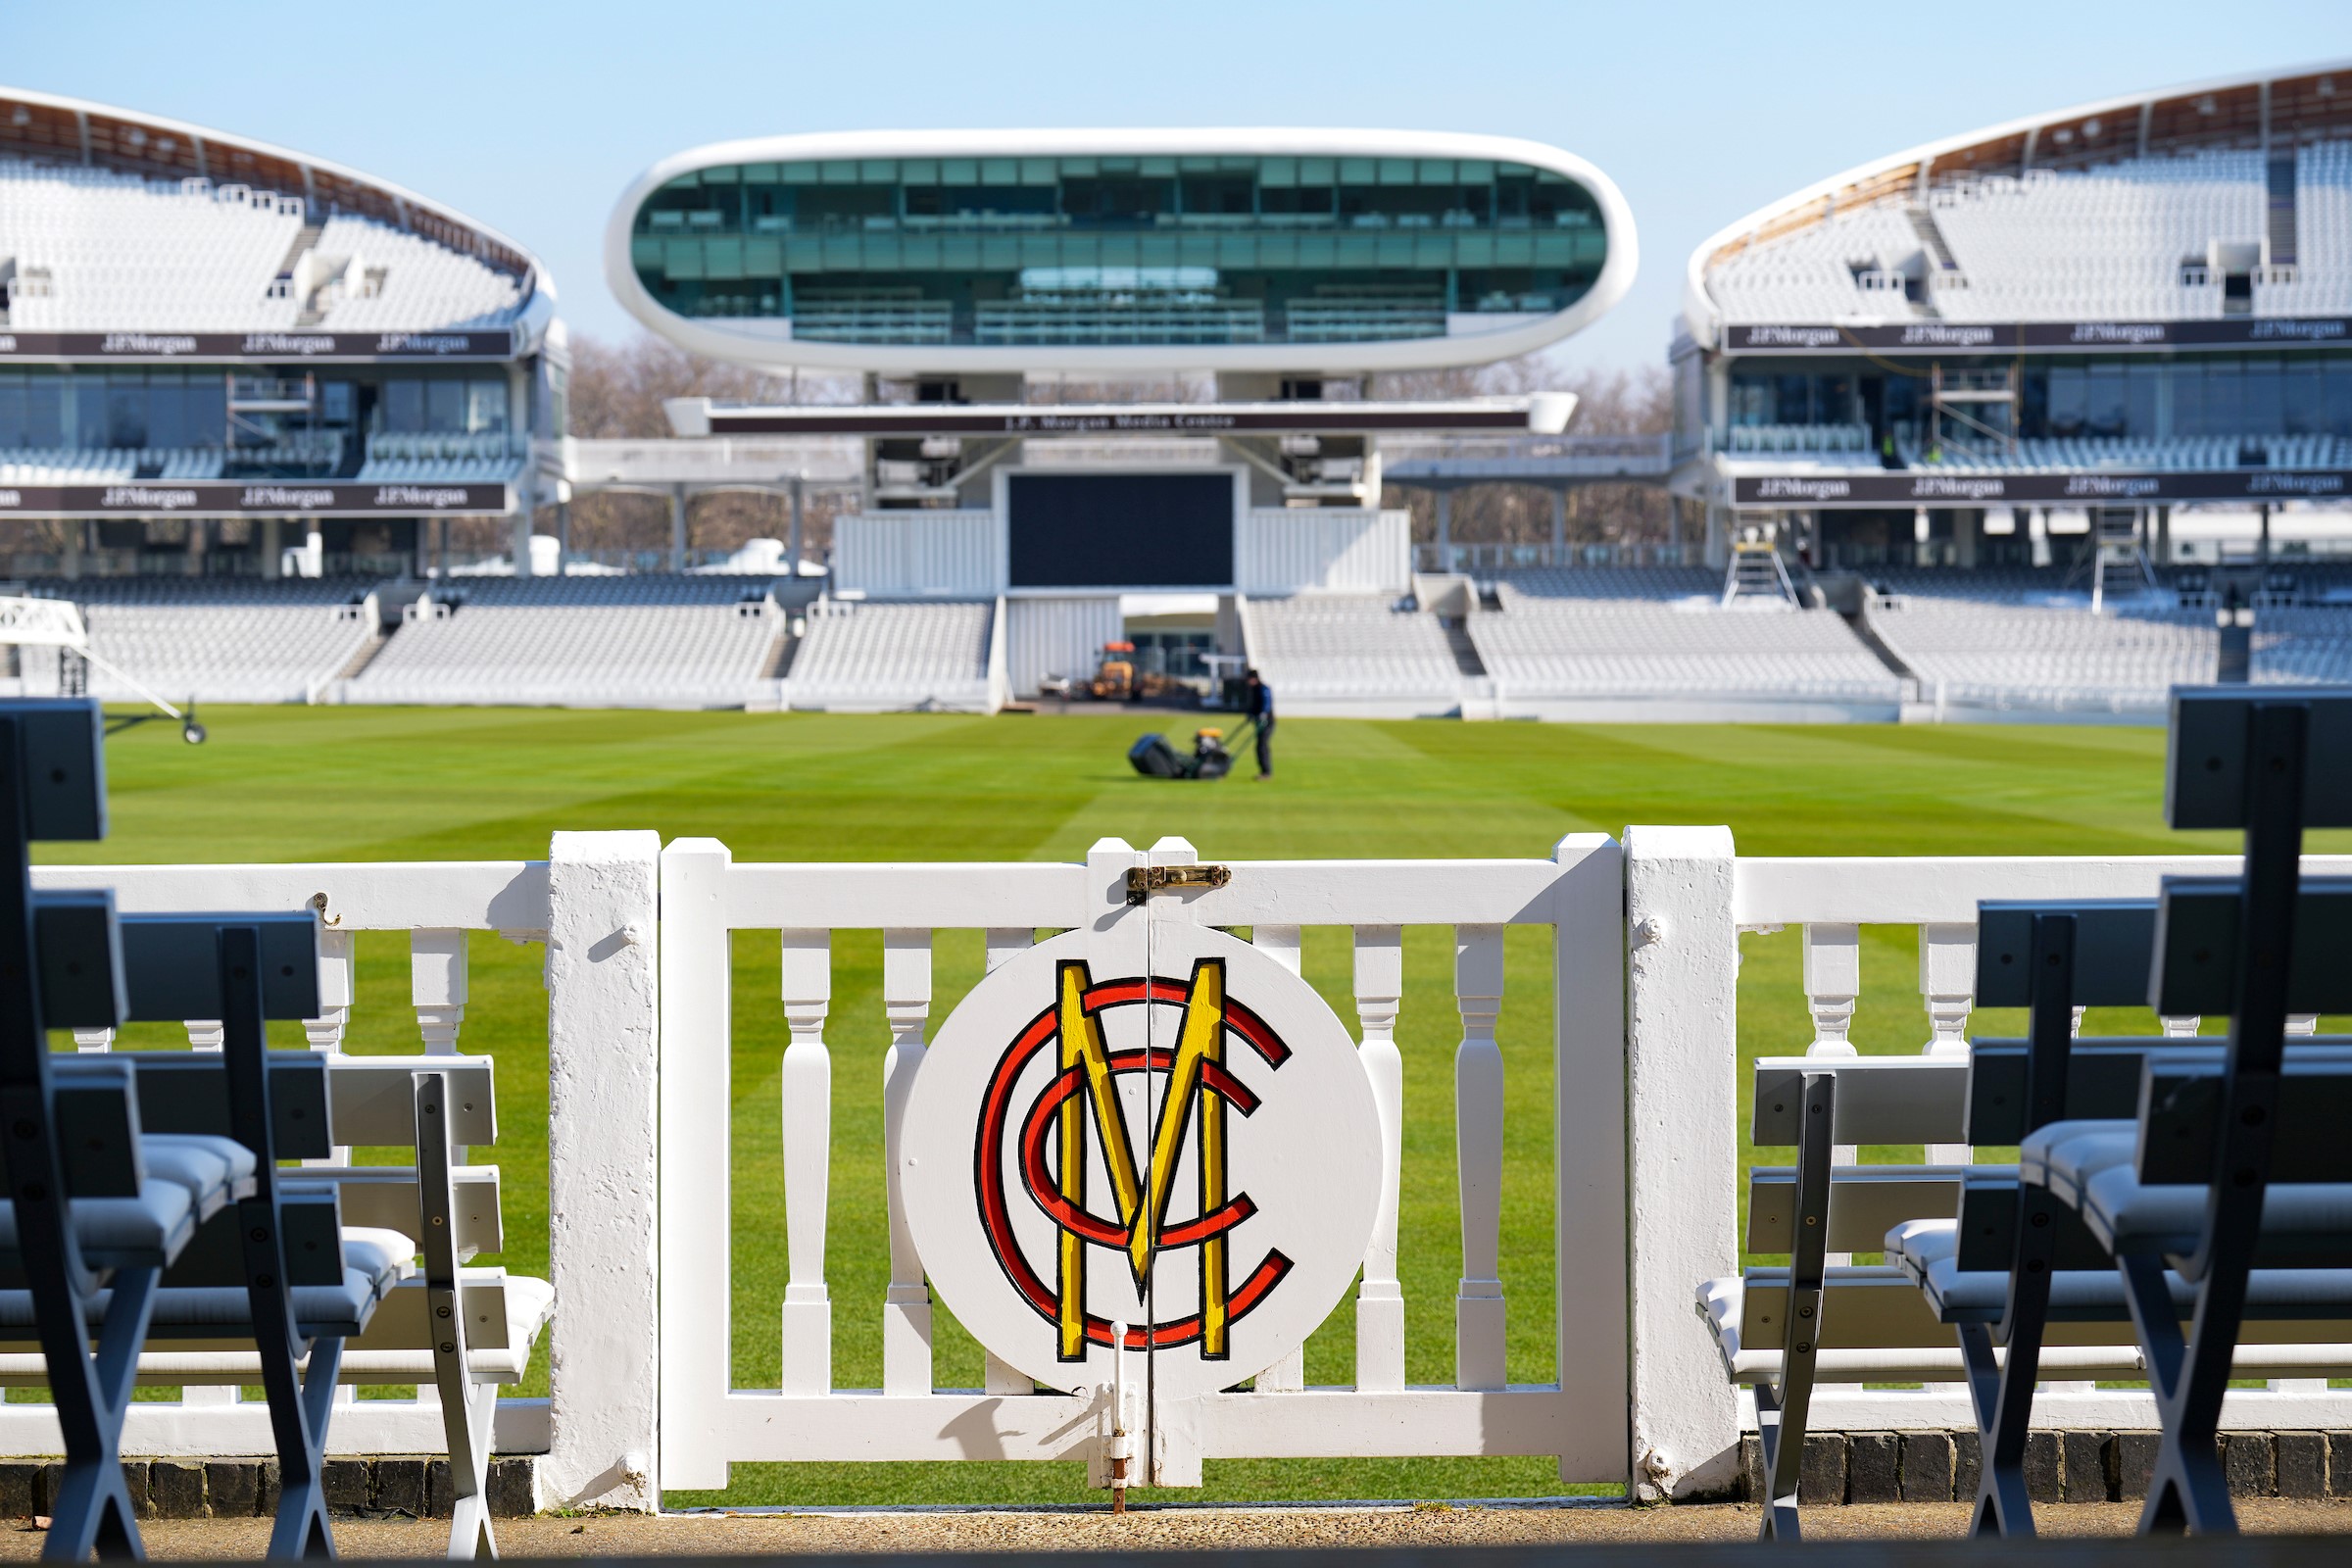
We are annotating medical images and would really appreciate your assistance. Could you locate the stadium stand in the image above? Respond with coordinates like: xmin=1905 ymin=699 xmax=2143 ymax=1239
xmin=358 ymin=432 xmax=521 ymax=482
xmin=1493 ymin=565 xmax=1722 ymax=605
xmin=13 ymin=577 xmax=379 ymax=705
xmin=1700 ymin=204 xmax=1924 ymax=324
xmin=1471 ymin=594 xmax=1903 ymax=705
xmin=300 ymin=213 xmax=527 ymax=329
xmin=344 ymin=576 xmax=782 ymax=710
xmin=1237 ymin=594 xmax=1464 ymax=707
xmin=0 ymin=157 xmax=526 ymax=332
xmin=1929 ymin=151 xmax=2265 ymax=322
xmin=1866 ymin=597 xmax=2223 ymax=710
xmin=1915 ymin=435 xmax=2351 ymax=470
xmin=783 ymin=598 xmax=996 ymax=712
xmin=0 ymin=448 xmax=226 ymax=481
xmin=0 ymin=160 xmax=306 ymax=329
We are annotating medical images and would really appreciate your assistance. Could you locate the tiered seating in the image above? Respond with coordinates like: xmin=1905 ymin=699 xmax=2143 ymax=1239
xmin=0 ymin=447 xmax=225 ymax=482
xmin=359 ymin=431 xmax=519 ymax=481
xmin=1493 ymin=565 xmax=1720 ymax=605
xmin=1238 ymin=594 xmax=1460 ymax=702
xmin=1870 ymin=599 xmax=2220 ymax=709
xmin=304 ymin=213 xmax=526 ymax=329
xmin=348 ymin=575 xmax=781 ymax=710
xmin=2257 ymin=140 xmax=2352 ymax=317
xmin=1724 ymin=423 xmax=1871 ymax=457
xmin=17 ymin=578 xmax=379 ymax=706
xmin=0 ymin=160 xmax=305 ymax=329
xmin=1470 ymin=601 xmax=1900 ymax=702
xmin=1872 ymin=595 xmax=2343 ymax=697
xmin=1869 ymin=566 xmax=2073 ymax=603
xmin=1929 ymin=152 xmax=2264 ymax=322
xmin=1704 ymin=205 xmax=1923 ymax=322
xmin=0 ymin=155 xmax=525 ymax=331
xmin=1920 ymin=434 xmax=2350 ymax=471
xmin=785 ymin=598 xmax=995 ymax=711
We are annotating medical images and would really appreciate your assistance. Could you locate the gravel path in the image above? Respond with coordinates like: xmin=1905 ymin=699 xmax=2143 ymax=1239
xmin=5 ymin=1499 xmax=2348 ymax=1556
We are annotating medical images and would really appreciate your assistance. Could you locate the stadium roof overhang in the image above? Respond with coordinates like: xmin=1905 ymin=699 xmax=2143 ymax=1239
xmin=662 ymin=394 xmax=1577 ymax=438
xmin=0 ymin=85 xmax=555 ymax=353
xmin=606 ymin=127 xmax=1637 ymax=376
xmin=1681 ymin=58 xmax=2352 ymax=352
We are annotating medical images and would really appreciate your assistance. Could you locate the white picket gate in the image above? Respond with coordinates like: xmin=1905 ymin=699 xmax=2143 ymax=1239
xmin=655 ymin=833 xmax=1628 ymax=1493
xmin=14 ymin=827 xmax=2352 ymax=1513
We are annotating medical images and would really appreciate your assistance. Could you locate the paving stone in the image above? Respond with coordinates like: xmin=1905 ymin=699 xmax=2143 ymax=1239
xmin=1738 ymin=1435 xmax=1764 ymax=1502
xmin=147 ymin=1460 xmax=204 ymax=1520
xmin=2225 ymin=1433 xmax=2276 ymax=1497
xmin=2061 ymin=1430 xmax=2113 ymax=1503
xmin=488 ymin=1458 xmax=535 ymax=1519
xmin=2329 ymin=1433 xmax=2352 ymax=1498
xmin=205 ymin=1462 xmax=260 ymax=1519
xmin=36 ymin=1462 xmax=64 ymax=1516
xmin=2117 ymin=1432 xmax=2161 ymax=1499
xmin=425 ymin=1460 xmax=455 ymax=1519
xmin=120 ymin=1461 xmax=151 ymax=1521
xmin=2276 ymin=1433 xmax=2327 ymax=1499
xmin=1799 ymin=1433 xmax=1847 ymax=1505
xmin=1954 ymin=1430 xmax=1982 ymax=1502
xmin=374 ymin=1459 xmax=426 ymax=1519
xmin=257 ymin=1460 xmax=280 ymax=1518
xmin=1900 ymin=1432 xmax=1955 ymax=1503
xmin=2024 ymin=1431 xmax=2063 ymax=1504
xmin=322 ymin=1458 xmax=372 ymax=1514
xmin=1845 ymin=1433 xmax=1901 ymax=1503
xmin=0 ymin=1462 xmax=39 ymax=1520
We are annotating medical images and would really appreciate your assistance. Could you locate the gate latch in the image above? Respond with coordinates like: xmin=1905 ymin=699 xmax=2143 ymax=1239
xmin=1124 ymin=864 xmax=1231 ymax=905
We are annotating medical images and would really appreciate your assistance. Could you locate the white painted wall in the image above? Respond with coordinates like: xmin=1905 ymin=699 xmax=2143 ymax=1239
xmin=834 ymin=512 xmax=997 ymax=599
xmin=1004 ymin=595 xmax=1122 ymax=696
xmin=1237 ymin=509 xmax=1411 ymax=596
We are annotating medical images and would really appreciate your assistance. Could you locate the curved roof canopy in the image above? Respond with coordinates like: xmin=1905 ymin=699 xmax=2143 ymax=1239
xmin=1683 ymin=60 xmax=2352 ymax=348
xmin=608 ymin=128 xmax=1636 ymax=375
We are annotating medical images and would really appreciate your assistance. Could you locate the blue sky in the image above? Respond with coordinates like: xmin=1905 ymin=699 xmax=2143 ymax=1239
xmin=14 ymin=2 xmax=2352 ymax=375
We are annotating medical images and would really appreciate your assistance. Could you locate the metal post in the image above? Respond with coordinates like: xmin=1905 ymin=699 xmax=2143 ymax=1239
xmin=670 ymin=486 xmax=688 ymax=573
xmin=435 ymin=515 xmax=448 ymax=581
xmin=1435 ymin=490 xmax=1451 ymax=567
xmin=2258 ymin=502 xmax=2273 ymax=567
xmin=1549 ymin=487 xmax=1566 ymax=562
xmin=558 ymin=502 xmax=571 ymax=577
xmin=789 ymin=476 xmax=806 ymax=578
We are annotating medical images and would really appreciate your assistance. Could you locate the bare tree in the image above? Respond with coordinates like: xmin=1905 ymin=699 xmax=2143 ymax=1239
xmin=534 ymin=333 xmax=860 ymax=563
xmin=1374 ymin=353 xmax=1675 ymax=548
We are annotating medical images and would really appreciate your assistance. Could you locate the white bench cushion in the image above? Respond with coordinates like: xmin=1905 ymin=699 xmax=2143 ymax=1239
xmin=2023 ymin=1119 xmax=2352 ymax=1255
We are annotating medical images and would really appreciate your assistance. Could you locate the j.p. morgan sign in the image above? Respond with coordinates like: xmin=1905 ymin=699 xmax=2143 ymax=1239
xmin=0 ymin=482 xmax=512 ymax=517
xmin=1732 ymin=469 xmax=2352 ymax=509
xmin=0 ymin=330 xmax=516 ymax=362
xmin=1724 ymin=318 xmax=2352 ymax=355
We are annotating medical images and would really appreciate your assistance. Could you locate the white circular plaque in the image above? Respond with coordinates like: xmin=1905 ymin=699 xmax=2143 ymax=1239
xmin=903 ymin=923 xmax=1380 ymax=1398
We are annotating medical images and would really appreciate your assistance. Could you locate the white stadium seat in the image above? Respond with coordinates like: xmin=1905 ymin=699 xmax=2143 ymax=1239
xmin=345 ymin=576 xmax=784 ymax=710
xmin=785 ymin=599 xmax=995 ymax=711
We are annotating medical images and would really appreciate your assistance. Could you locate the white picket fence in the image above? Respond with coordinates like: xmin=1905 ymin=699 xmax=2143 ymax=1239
xmin=13 ymin=829 xmax=2349 ymax=1511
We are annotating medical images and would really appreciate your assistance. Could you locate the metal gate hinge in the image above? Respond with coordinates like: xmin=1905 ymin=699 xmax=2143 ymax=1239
xmin=1125 ymin=864 xmax=1230 ymax=905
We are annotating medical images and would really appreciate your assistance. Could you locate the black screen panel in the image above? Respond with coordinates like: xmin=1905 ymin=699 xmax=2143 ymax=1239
xmin=1007 ymin=473 xmax=1234 ymax=588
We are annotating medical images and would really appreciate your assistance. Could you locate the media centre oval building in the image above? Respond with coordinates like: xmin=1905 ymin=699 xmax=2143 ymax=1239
xmin=605 ymin=129 xmax=1636 ymax=375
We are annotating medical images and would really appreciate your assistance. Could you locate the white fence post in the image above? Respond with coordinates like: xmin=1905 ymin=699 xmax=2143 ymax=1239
xmin=1452 ymin=924 xmax=1506 ymax=1392
xmin=545 ymin=829 xmax=662 ymax=1511
xmin=1250 ymin=924 xmax=1307 ymax=1394
xmin=657 ymin=837 xmax=732 ymax=1493
xmin=1624 ymin=825 xmax=1740 ymax=1500
xmin=882 ymin=928 xmax=935 ymax=1396
xmin=1552 ymin=833 xmax=1627 ymax=1487
xmin=1352 ymin=924 xmax=1406 ymax=1395
xmin=780 ymin=931 xmax=835 ymax=1397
